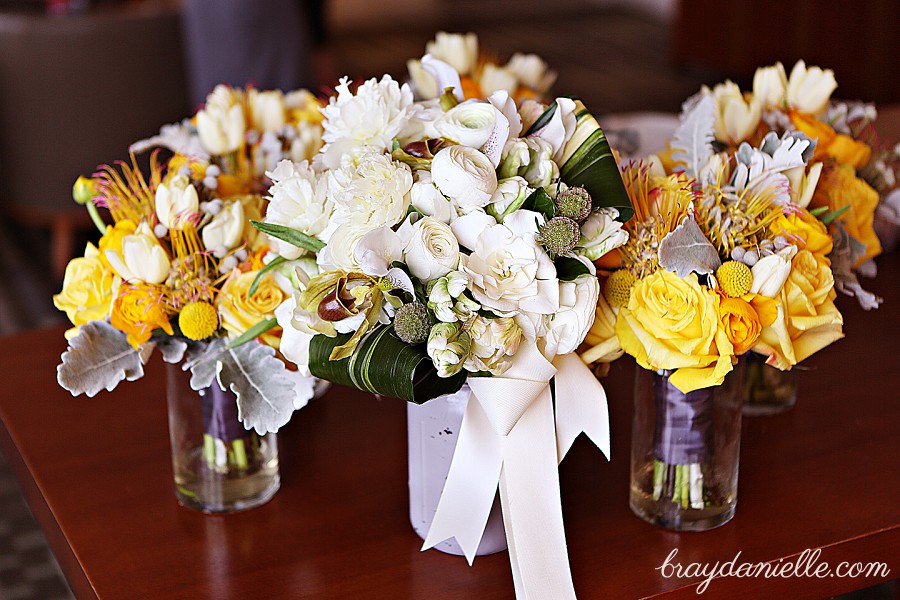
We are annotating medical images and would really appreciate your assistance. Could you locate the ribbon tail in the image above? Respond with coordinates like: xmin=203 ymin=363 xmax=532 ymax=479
xmin=499 ymin=388 xmax=578 ymax=600
xmin=421 ymin=391 xmax=503 ymax=565
xmin=553 ymin=353 xmax=611 ymax=463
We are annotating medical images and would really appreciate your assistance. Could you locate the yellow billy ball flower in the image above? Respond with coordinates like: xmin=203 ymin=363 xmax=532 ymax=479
xmin=178 ymin=301 xmax=219 ymax=341
xmin=604 ymin=269 xmax=636 ymax=309
xmin=716 ymin=261 xmax=753 ymax=298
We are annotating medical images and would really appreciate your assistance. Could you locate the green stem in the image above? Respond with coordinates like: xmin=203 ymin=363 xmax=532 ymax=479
xmin=231 ymin=439 xmax=249 ymax=470
xmin=673 ymin=464 xmax=682 ymax=505
xmin=86 ymin=202 xmax=106 ymax=235
xmin=681 ymin=465 xmax=690 ymax=509
xmin=652 ymin=459 xmax=664 ymax=501
xmin=203 ymin=433 xmax=217 ymax=468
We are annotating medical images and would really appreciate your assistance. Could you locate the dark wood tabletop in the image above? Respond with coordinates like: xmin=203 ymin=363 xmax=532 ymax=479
xmin=1 ymin=249 xmax=898 ymax=599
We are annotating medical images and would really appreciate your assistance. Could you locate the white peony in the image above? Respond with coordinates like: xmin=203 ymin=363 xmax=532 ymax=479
xmin=435 ymin=100 xmax=496 ymax=149
xmin=248 ymin=88 xmax=287 ymax=133
xmin=264 ymin=160 xmax=335 ymax=260
xmin=465 ymin=315 xmax=523 ymax=375
xmin=544 ymin=272 xmax=599 ymax=356
xmin=752 ymin=62 xmax=788 ymax=110
xmin=578 ymin=208 xmax=628 ymax=261
xmin=478 ymin=64 xmax=518 ymax=96
xmin=202 ymin=199 xmax=244 ymax=253
xmin=506 ymin=53 xmax=556 ymax=92
xmin=318 ymin=76 xmax=418 ymax=170
xmin=786 ymin=60 xmax=837 ymax=115
xmin=105 ymin=221 xmax=170 ymax=284
xmin=426 ymin=31 xmax=478 ymax=75
xmin=329 ymin=151 xmax=413 ymax=231
xmin=196 ymin=84 xmax=246 ymax=155
xmin=401 ymin=217 xmax=460 ymax=282
xmin=430 ymin=146 xmax=497 ymax=213
xmin=155 ymin=174 xmax=199 ymax=229
xmin=461 ymin=210 xmax=558 ymax=315
xmin=708 ymin=81 xmax=762 ymax=145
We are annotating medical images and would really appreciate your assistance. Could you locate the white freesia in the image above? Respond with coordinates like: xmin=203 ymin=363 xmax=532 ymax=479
xmin=318 ymin=76 xmax=418 ymax=169
xmin=427 ymin=322 xmax=471 ymax=377
xmin=708 ymin=81 xmax=762 ymax=145
xmin=248 ymin=88 xmax=287 ymax=132
xmin=196 ymin=84 xmax=245 ymax=155
xmin=264 ymin=160 xmax=335 ymax=259
xmin=431 ymin=146 xmax=497 ymax=212
xmin=506 ymin=53 xmax=556 ymax=92
xmin=426 ymin=32 xmax=478 ymax=75
xmin=544 ymin=272 xmax=599 ymax=356
xmin=202 ymin=200 xmax=244 ymax=252
xmin=579 ymin=208 xmax=628 ymax=261
xmin=786 ymin=60 xmax=837 ymax=115
xmin=105 ymin=221 xmax=170 ymax=284
xmin=486 ymin=176 xmax=530 ymax=221
xmin=478 ymin=64 xmax=518 ymax=96
xmin=752 ymin=62 xmax=788 ymax=110
xmin=462 ymin=210 xmax=558 ymax=315
xmin=329 ymin=151 xmax=413 ymax=230
xmin=401 ymin=217 xmax=460 ymax=281
xmin=410 ymin=171 xmax=454 ymax=223
xmin=435 ymin=100 xmax=496 ymax=149
xmin=155 ymin=174 xmax=199 ymax=229
xmin=465 ymin=316 xmax=523 ymax=375
xmin=750 ymin=245 xmax=798 ymax=297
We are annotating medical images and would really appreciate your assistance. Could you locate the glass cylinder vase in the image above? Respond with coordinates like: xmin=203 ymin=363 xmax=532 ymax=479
xmin=629 ymin=361 xmax=744 ymax=531
xmin=166 ymin=364 xmax=280 ymax=513
xmin=742 ymin=352 xmax=797 ymax=415
xmin=407 ymin=384 xmax=507 ymax=556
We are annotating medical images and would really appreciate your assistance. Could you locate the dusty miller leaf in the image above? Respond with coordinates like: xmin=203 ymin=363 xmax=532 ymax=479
xmin=670 ymin=92 xmax=716 ymax=178
xmin=57 ymin=321 xmax=144 ymax=397
xmin=658 ymin=217 xmax=722 ymax=277
xmin=829 ymin=221 xmax=882 ymax=310
xmin=154 ymin=337 xmax=189 ymax=364
xmin=185 ymin=338 xmax=224 ymax=391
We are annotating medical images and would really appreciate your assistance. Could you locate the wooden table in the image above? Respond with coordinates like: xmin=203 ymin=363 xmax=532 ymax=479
xmin=1 ymin=251 xmax=899 ymax=599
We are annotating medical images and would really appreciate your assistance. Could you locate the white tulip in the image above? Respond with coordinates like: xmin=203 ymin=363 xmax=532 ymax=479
xmin=750 ymin=245 xmax=798 ymax=297
xmin=425 ymin=32 xmax=478 ymax=76
xmin=155 ymin=174 xmax=199 ymax=230
xmin=486 ymin=176 xmax=530 ymax=221
xmin=196 ymin=85 xmax=246 ymax=155
xmin=752 ymin=62 xmax=788 ymax=110
xmin=105 ymin=221 xmax=170 ymax=284
xmin=709 ymin=81 xmax=762 ymax=145
xmin=427 ymin=322 xmax=471 ymax=377
xmin=478 ymin=64 xmax=518 ymax=96
xmin=465 ymin=316 xmax=523 ymax=375
xmin=427 ymin=271 xmax=473 ymax=323
xmin=506 ymin=53 xmax=556 ymax=92
xmin=787 ymin=60 xmax=837 ymax=115
xmin=435 ymin=100 xmax=496 ymax=149
xmin=248 ymin=89 xmax=287 ymax=133
xmin=407 ymin=58 xmax=440 ymax=100
xmin=202 ymin=200 xmax=244 ymax=252
xmin=401 ymin=217 xmax=460 ymax=282
xmin=431 ymin=146 xmax=497 ymax=212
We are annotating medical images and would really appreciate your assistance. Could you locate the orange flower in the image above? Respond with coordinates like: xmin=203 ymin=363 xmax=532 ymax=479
xmin=789 ymin=111 xmax=871 ymax=169
xmin=716 ymin=293 xmax=778 ymax=355
xmin=110 ymin=284 xmax=174 ymax=348
xmin=810 ymin=163 xmax=881 ymax=266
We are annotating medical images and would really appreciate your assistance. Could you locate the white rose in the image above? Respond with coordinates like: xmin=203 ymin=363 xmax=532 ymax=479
xmin=425 ymin=32 xmax=478 ymax=75
xmin=155 ymin=174 xmax=199 ymax=229
xmin=431 ymin=146 xmax=497 ymax=212
xmin=329 ymin=151 xmax=412 ymax=230
xmin=478 ymin=64 xmax=518 ymax=96
xmin=486 ymin=176 xmax=530 ymax=221
xmin=750 ymin=245 xmax=798 ymax=297
xmin=248 ymin=89 xmax=287 ymax=133
xmin=410 ymin=172 xmax=454 ymax=223
xmin=435 ymin=100 xmax=496 ymax=149
xmin=709 ymin=81 xmax=762 ymax=145
xmin=578 ymin=208 xmax=628 ymax=261
xmin=461 ymin=210 xmax=558 ymax=315
xmin=202 ymin=200 xmax=244 ymax=252
xmin=427 ymin=322 xmax=471 ymax=377
xmin=265 ymin=160 xmax=335 ymax=260
xmin=196 ymin=84 xmax=246 ymax=155
xmin=544 ymin=273 xmax=599 ymax=356
xmin=786 ymin=60 xmax=837 ymax=115
xmin=401 ymin=217 xmax=460 ymax=282
xmin=105 ymin=221 xmax=170 ymax=284
xmin=506 ymin=53 xmax=556 ymax=92
xmin=752 ymin=62 xmax=788 ymax=110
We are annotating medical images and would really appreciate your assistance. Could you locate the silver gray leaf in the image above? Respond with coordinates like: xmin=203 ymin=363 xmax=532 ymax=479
xmin=156 ymin=337 xmax=189 ymax=364
xmin=671 ymin=92 xmax=716 ymax=178
xmin=57 ymin=321 xmax=144 ymax=397
xmin=185 ymin=338 xmax=224 ymax=391
xmin=658 ymin=217 xmax=722 ymax=278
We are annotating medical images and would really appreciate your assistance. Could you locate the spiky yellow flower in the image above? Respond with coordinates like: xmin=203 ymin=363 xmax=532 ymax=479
xmin=716 ymin=261 xmax=753 ymax=297
xmin=604 ymin=269 xmax=636 ymax=309
xmin=179 ymin=301 xmax=219 ymax=341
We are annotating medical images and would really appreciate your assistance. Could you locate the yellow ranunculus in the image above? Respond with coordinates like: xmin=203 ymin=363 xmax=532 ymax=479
xmin=217 ymin=270 xmax=286 ymax=348
xmin=789 ymin=111 xmax=872 ymax=169
xmin=615 ymin=269 xmax=734 ymax=393
xmin=98 ymin=220 xmax=137 ymax=270
xmin=753 ymin=250 xmax=843 ymax=370
xmin=54 ymin=243 xmax=121 ymax=339
xmin=716 ymin=293 xmax=777 ymax=355
xmin=769 ymin=209 xmax=833 ymax=265
xmin=810 ymin=163 xmax=881 ymax=266
xmin=580 ymin=292 xmax=623 ymax=364
xmin=110 ymin=284 xmax=174 ymax=348
xmin=826 ymin=134 xmax=871 ymax=170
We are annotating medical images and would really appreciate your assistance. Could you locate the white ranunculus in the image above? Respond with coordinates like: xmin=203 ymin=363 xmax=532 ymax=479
xmin=786 ymin=60 xmax=837 ymax=115
xmin=329 ymin=151 xmax=412 ymax=231
xmin=506 ymin=53 xmax=556 ymax=92
xmin=544 ymin=272 xmax=599 ymax=356
xmin=427 ymin=322 xmax=471 ymax=377
xmin=401 ymin=217 xmax=460 ymax=282
xmin=461 ymin=209 xmax=558 ymax=316
xmin=315 ymin=223 xmax=370 ymax=272
xmin=465 ymin=316 xmax=523 ymax=375
xmin=486 ymin=176 xmax=530 ymax=221
xmin=578 ymin=208 xmax=628 ymax=261
xmin=105 ymin=221 xmax=170 ymax=284
xmin=435 ymin=100 xmax=496 ymax=149
xmin=196 ymin=84 xmax=246 ymax=155
xmin=431 ymin=146 xmax=497 ymax=213
xmin=426 ymin=32 xmax=478 ymax=76
xmin=248 ymin=89 xmax=287 ymax=133
xmin=264 ymin=160 xmax=335 ymax=260
xmin=750 ymin=245 xmax=798 ymax=297
xmin=478 ymin=64 xmax=518 ymax=96
xmin=202 ymin=200 xmax=244 ymax=252
xmin=709 ymin=81 xmax=762 ymax=145
xmin=318 ymin=76 xmax=418 ymax=170
xmin=410 ymin=172 xmax=454 ymax=223
xmin=155 ymin=174 xmax=199 ymax=229
xmin=753 ymin=62 xmax=788 ymax=110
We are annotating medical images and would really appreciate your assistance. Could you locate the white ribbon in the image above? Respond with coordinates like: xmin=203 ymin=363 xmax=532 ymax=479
xmin=422 ymin=346 xmax=611 ymax=599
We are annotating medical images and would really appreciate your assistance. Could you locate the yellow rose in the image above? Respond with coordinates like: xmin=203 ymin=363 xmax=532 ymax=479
xmin=110 ymin=284 xmax=174 ymax=348
xmin=769 ymin=209 xmax=833 ymax=265
xmin=810 ymin=163 xmax=881 ymax=265
xmin=580 ymin=292 xmax=623 ymax=364
xmin=615 ymin=269 xmax=734 ymax=393
xmin=54 ymin=243 xmax=121 ymax=338
xmin=789 ymin=111 xmax=872 ymax=169
xmin=753 ymin=250 xmax=843 ymax=370
xmin=217 ymin=270 xmax=286 ymax=348
xmin=716 ymin=293 xmax=777 ymax=355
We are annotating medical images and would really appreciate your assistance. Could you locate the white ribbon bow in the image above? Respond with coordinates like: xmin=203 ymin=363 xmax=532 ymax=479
xmin=422 ymin=346 xmax=611 ymax=599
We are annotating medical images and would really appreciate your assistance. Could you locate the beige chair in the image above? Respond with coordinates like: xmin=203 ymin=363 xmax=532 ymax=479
xmin=0 ymin=4 xmax=189 ymax=277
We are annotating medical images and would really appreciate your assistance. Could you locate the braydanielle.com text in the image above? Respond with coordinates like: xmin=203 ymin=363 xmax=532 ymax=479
xmin=657 ymin=548 xmax=891 ymax=594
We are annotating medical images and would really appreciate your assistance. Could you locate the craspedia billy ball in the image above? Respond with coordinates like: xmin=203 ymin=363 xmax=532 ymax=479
xmin=716 ymin=260 xmax=753 ymax=297
xmin=178 ymin=301 xmax=219 ymax=341
xmin=604 ymin=269 xmax=636 ymax=309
